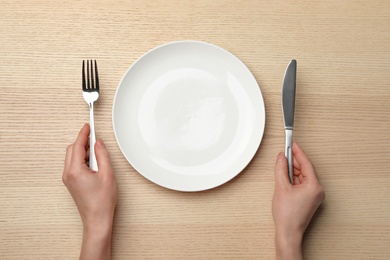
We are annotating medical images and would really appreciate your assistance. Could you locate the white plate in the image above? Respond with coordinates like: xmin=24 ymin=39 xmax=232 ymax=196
xmin=113 ymin=41 xmax=265 ymax=192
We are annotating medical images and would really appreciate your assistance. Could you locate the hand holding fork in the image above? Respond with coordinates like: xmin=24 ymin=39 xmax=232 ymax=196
xmin=82 ymin=60 xmax=100 ymax=171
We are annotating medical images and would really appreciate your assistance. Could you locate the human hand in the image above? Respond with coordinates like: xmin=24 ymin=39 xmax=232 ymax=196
xmin=272 ymin=142 xmax=325 ymax=260
xmin=63 ymin=124 xmax=118 ymax=260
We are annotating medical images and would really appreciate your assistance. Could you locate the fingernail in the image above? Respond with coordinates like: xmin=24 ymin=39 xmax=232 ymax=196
xmin=276 ymin=152 xmax=284 ymax=162
xmin=97 ymin=139 xmax=105 ymax=148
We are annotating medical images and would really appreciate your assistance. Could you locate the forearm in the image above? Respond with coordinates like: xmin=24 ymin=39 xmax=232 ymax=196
xmin=80 ymin=224 xmax=113 ymax=260
xmin=275 ymin=230 xmax=303 ymax=260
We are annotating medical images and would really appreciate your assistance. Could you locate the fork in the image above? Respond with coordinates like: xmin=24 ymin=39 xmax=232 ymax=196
xmin=82 ymin=60 xmax=100 ymax=171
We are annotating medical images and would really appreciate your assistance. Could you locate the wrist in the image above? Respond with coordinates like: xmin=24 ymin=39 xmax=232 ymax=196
xmin=83 ymin=211 xmax=114 ymax=234
xmin=275 ymin=229 xmax=303 ymax=260
xmin=83 ymin=218 xmax=113 ymax=241
xmin=81 ymin=222 xmax=113 ymax=260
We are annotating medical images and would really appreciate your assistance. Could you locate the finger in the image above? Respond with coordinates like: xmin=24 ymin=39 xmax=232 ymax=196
xmin=274 ymin=152 xmax=291 ymax=189
xmin=292 ymin=142 xmax=318 ymax=181
xmin=64 ymin=144 xmax=73 ymax=172
xmin=71 ymin=124 xmax=90 ymax=165
xmin=293 ymin=176 xmax=301 ymax=185
xmin=62 ymin=144 xmax=74 ymax=185
xmin=298 ymin=173 xmax=304 ymax=183
xmin=95 ymin=139 xmax=114 ymax=181
xmin=293 ymin=160 xmax=301 ymax=177
xmin=293 ymin=156 xmax=300 ymax=172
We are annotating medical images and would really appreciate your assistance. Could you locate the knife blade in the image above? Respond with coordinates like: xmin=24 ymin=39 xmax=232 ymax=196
xmin=282 ymin=59 xmax=297 ymax=184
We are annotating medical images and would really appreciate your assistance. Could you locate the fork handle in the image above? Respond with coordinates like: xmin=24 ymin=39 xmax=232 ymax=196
xmin=89 ymin=102 xmax=98 ymax=171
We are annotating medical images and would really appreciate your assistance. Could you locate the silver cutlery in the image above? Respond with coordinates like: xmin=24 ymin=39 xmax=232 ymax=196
xmin=82 ymin=60 xmax=100 ymax=171
xmin=282 ymin=59 xmax=297 ymax=183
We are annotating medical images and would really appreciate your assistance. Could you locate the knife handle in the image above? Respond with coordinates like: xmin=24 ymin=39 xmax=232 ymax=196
xmin=285 ymin=129 xmax=293 ymax=184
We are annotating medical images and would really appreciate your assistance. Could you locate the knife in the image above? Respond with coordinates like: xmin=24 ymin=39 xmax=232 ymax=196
xmin=282 ymin=59 xmax=297 ymax=184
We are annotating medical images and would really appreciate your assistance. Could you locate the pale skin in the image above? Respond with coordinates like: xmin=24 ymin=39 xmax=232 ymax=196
xmin=63 ymin=124 xmax=118 ymax=260
xmin=63 ymin=124 xmax=324 ymax=259
xmin=273 ymin=142 xmax=325 ymax=260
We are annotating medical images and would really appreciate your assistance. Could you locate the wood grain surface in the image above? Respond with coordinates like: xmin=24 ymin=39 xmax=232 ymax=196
xmin=1 ymin=1 xmax=389 ymax=259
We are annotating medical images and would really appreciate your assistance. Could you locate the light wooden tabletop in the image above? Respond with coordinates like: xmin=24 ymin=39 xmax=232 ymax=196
xmin=1 ymin=1 xmax=390 ymax=259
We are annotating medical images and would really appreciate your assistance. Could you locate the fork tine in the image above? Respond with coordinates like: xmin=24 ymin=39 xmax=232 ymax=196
xmin=94 ymin=60 xmax=99 ymax=90
xmin=87 ymin=60 xmax=90 ymax=90
xmin=90 ymin=60 xmax=94 ymax=90
xmin=82 ymin=60 xmax=86 ymax=90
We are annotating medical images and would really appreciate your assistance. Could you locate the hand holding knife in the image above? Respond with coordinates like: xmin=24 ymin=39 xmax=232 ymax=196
xmin=282 ymin=59 xmax=297 ymax=184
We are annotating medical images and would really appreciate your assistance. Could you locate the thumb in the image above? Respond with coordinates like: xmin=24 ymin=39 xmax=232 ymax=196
xmin=274 ymin=152 xmax=291 ymax=188
xmin=95 ymin=139 xmax=114 ymax=178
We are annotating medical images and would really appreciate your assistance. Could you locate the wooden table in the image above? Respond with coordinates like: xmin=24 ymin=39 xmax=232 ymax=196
xmin=1 ymin=1 xmax=389 ymax=259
